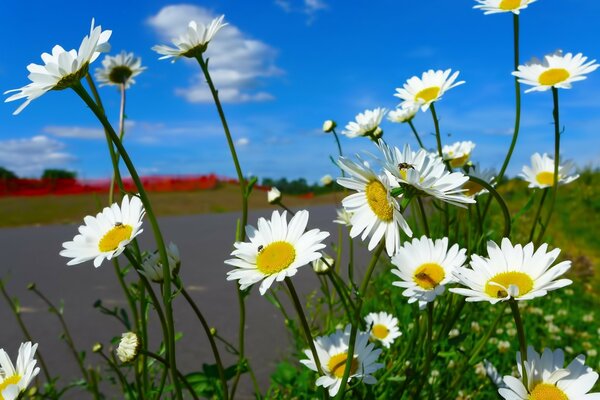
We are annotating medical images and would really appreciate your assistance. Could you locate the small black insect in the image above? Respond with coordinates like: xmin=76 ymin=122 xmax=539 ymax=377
xmin=258 ymin=245 xmax=264 ymax=253
xmin=115 ymin=222 xmax=123 ymax=227
xmin=398 ymin=163 xmax=415 ymax=170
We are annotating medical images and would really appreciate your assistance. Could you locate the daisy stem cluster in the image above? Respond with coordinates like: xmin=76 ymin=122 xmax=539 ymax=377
xmin=509 ymin=299 xmax=528 ymax=388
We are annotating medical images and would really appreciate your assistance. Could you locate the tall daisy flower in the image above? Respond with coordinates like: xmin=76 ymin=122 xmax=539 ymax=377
xmin=60 ymin=195 xmax=145 ymax=268
xmin=513 ymin=51 xmax=598 ymax=93
xmin=442 ymin=141 xmax=476 ymax=169
xmin=0 ymin=342 xmax=40 ymax=400
xmin=394 ymin=69 xmax=464 ymax=112
xmin=336 ymin=157 xmax=412 ymax=256
xmin=152 ymin=15 xmax=227 ymax=61
xmin=520 ymin=152 xmax=579 ymax=189
xmin=342 ymin=108 xmax=387 ymax=139
xmin=300 ymin=325 xmax=383 ymax=397
xmin=377 ymin=141 xmax=475 ymax=207
xmin=225 ymin=210 xmax=329 ymax=295
xmin=364 ymin=312 xmax=402 ymax=348
xmin=450 ymin=238 xmax=572 ymax=304
xmin=387 ymin=105 xmax=419 ymax=124
xmin=333 ymin=208 xmax=353 ymax=227
xmin=391 ymin=236 xmax=467 ymax=309
xmin=474 ymin=0 xmax=537 ymax=15
xmin=4 ymin=19 xmax=111 ymax=115
xmin=95 ymin=51 xmax=146 ymax=88
xmin=464 ymin=163 xmax=496 ymax=198
xmin=499 ymin=347 xmax=600 ymax=399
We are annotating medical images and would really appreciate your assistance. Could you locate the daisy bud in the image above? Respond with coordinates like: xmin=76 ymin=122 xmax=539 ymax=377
xmin=116 ymin=332 xmax=140 ymax=363
xmin=267 ymin=187 xmax=282 ymax=204
xmin=312 ymin=255 xmax=334 ymax=275
xmin=322 ymin=120 xmax=337 ymax=133
xmin=320 ymin=174 xmax=333 ymax=186
xmin=139 ymin=243 xmax=180 ymax=283
xmin=92 ymin=343 xmax=103 ymax=353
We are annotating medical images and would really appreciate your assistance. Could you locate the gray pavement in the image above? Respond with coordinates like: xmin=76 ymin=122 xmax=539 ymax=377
xmin=0 ymin=205 xmax=369 ymax=399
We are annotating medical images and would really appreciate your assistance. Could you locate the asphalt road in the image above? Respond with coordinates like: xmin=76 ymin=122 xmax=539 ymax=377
xmin=0 ymin=205 xmax=370 ymax=399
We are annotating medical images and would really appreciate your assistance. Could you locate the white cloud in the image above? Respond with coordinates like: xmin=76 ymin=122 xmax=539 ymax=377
xmin=274 ymin=0 xmax=327 ymax=22
xmin=0 ymin=136 xmax=75 ymax=177
xmin=148 ymin=5 xmax=282 ymax=103
xmin=43 ymin=125 xmax=105 ymax=139
xmin=235 ymin=137 xmax=250 ymax=147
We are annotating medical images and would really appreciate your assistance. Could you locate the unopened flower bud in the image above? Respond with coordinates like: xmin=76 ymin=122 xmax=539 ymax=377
xmin=322 ymin=120 xmax=336 ymax=133
xmin=116 ymin=332 xmax=140 ymax=363
xmin=267 ymin=187 xmax=282 ymax=204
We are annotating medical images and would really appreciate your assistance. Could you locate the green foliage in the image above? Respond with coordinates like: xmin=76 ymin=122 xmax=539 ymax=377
xmin=0 ymin=166 xmax=17 ymax=179
xmin=42 ymin=169 xmax=77 ymax=179
xmin=261 ymin=176 xmax=341 ymax=195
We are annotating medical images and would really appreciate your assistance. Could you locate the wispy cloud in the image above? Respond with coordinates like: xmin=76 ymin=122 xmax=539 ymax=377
xmin=274 ymin=0 xmax=328 ymax=23
xmin=43 ymin=125 xmax=105 ymax=139
xmin=148 ymin=4 xmax=282 ymax=103
xmin=0 ymin=136 xmax=75 ymax=177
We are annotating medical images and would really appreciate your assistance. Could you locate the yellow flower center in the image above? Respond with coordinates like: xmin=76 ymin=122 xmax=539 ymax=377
xmin=529 ymin=383 xmax=568 ymax=400
xmin=98 ymin=224 xmax=133 ymax=252
xmin=536 ymin=171 xmax=555 ymax=186
xmin=365 ymin=180 xmax=394 ymax=222
xmin=372 ymin=324 xmax=389 ymax=340
xmin=415 ymin=86 xmax=441 ymax=103
xmin=0 ymin=375 xmax=22 ymax=399
xmin=327 ymin=352 xmax=358 ymax=378
xmin=449 ymin=154 xmax=470 ymax=168
xmin=538 ymin=68 xmax=570 ymax=86
xmin=499 ymin=0 xmax=522 ymax=10
xmin=256 ymin=241 xmax=296 ymax=275
xmin=484 ymin=271 xmax=534 ymax=298
xmin=413 ymin=263 xmax=445 ymax=290
xmin=463 ymin=180 xmax=484 ymax=196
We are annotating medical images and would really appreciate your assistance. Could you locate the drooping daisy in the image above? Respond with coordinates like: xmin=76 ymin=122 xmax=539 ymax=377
xmin=464 ymin=163 xmax=496 ymax=198
xmin=499 ymin=347 xmax=600 ymax=399
xmin=95 ymin=51 xmax=146 ymax=88
xmin=60 ymin=195 xmax=145 ymax=268
xmin=387 ymin=105 xmax=419 ymax=124
xmin=152 ymin=15 xmax=227 ymax=61
xmin=377 ymin=141 xmax=475 ymax=207
xmin=342 ymin=108 xmax=387 ymax=139
xmin=116 ymin=332 xmax=140 ymax=363
xmin=336 ymin=157 xmax=412 ymax=256
xmin=139 ymin=242 xmax=181 ymax=283
xmin=442 ymin=141 xmax=476 ymax=169
xmin=0 ymin=342 xmax=40 ymax=400
xmin=267 ymin=187 xmax=282 ymax=204
xmin=520 ymin=152 xmax=579 ymax=189
xmin=333 ymin=208 xmax=352 ymax=227
xmin=300 ymin=325 xmax=384 ymax=397
xmin=394 ymin=69 xmax=465 ymax=112
xmin=4 ymin=19 xmax=111 ymax=115
xmin=474 ymin=0 xmax=537 ymax=15
xmin=391 ymin=236 xmax=467 ymax=309
xmin=450 ymin=238 xmax=572 ymax=304
xmin=323 ymin=120 xmax=337 ymax=133
xmin=513 ymin=51 xmax=599 ymax=93
xmin=312 ymin=254 xmax=334 ymax=274
xmin=364 ymin=312 xmax=402 ymax=348
xmin=225 ymin=210 xmax=329 ymax=295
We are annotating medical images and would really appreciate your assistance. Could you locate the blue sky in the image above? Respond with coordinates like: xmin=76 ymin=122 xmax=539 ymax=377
xmin=1 ymin=0 xmax=599 ymax=182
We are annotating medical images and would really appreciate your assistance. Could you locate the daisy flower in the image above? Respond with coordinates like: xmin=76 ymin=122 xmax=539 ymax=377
xmin=442 ymin=141 xmax=476 ymax=168
xmin=364 ymin=312 xmax=402 ymax=348
xmin=394 ymin=69 xmax=464 ymax=112
xmin=464 ymin=163 xmax=496 ymax=198
xmin=520 ymin=152 xmax=579 ymax=189
xmin=60 ymin=195 xmax=145 ymax=268
xmin=300 ymin=325 xmax=384 ymax=396
xmin=450 ymin=238 xmax=572 ymax=304
xmin=333 ymin=208 xmax=353 ymax=227
xmin=474 ymin=0 xmax=537 ymax=15
xmin=342 ymin=108 xmax=387 ymax=139
xmin=152 ymin=15 xmax=227 ymax=61
xmin=139 ymin=242 xmax=181 ymax=283
xmin=499 ymin=347 xmax=600 ymax=399
xmin=336 ymin=157 xmax=412 ymax=256
xmin=0 ymin=342 xmax=40 ymax=400
xmin=4 ymin=19 xmax=111 ymax=115
xmin=225 ymin=210 xmax=329 ymax=295
xmin=387 ymin=105 xmax=419 ymax=124
xmin=513 ymin=51 xmax=599 ymax=93
xmin=377 ymin=141 xmax=475 ymax=207
xmin=116 ymin=332 xmax=140 ymax=363
xmin=95 ymin=51 xmax=146 ymax=88
xmin=391 ymin=236 xmax=467 ymax=309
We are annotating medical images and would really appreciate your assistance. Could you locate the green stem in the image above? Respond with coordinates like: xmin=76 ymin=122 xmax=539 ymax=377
xmin=509 ymin=299 xmax=528 ymax=389
xmin=528 ymin=189 xmax=548 ymax=242
xmin=407 ymin=120 xmax=425 ymax=149
xmin=430 ymin=103 xmax=443 ymax=159
xmin=177 ymin=283 xmax=229 ymax=400
xmin=535 ymin=87 xmax=560 ymax=245
xmin=420 ymin=303 xmax=435 ymax=396
xmin=334 ymin=242 xmax=385 ymax=400
xmin=71 ymin=82 xmax=182 ymax=400
xmin=348 ymin=232 xmax=355 ymax=286
xmin=141 ymin=351 xmax=200 ymax=400
xmin=0 ymin=281 xmax=52 ymax=383
xmin=417 ymin=197 xmax=430 ymax=237
xmin=468 ymin=175 xmax=511 ymax=238
xmin=97 ymin=350 xmax=135 ymax=399
xmin=112 ymin=260 xmax=140 ymax=331
xmin=109 ymin=83 xmax=127 ymax=203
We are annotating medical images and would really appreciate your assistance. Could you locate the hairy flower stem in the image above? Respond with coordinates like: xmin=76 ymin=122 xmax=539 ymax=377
xmin=509 ymin=299 xmax=528 ymax=388
xmin=334 ymin=242 xmax=385 ymax=400
xmin=195 ymin=54 xmax=251 ymax=400
xmin=528 ymin=189 xmax=548 ymax=242
xmin=408 ymin=120 xmax=425 ymax=149
xmin=176 ymin=282 xmax=229 ymax=399
xmin=535 ymin=88 xmax=561 ymax=245
xmin=141 ymin=350 xmax=200 ymax=400
xmin=0 ymin=281 xmax=52 ymax=383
